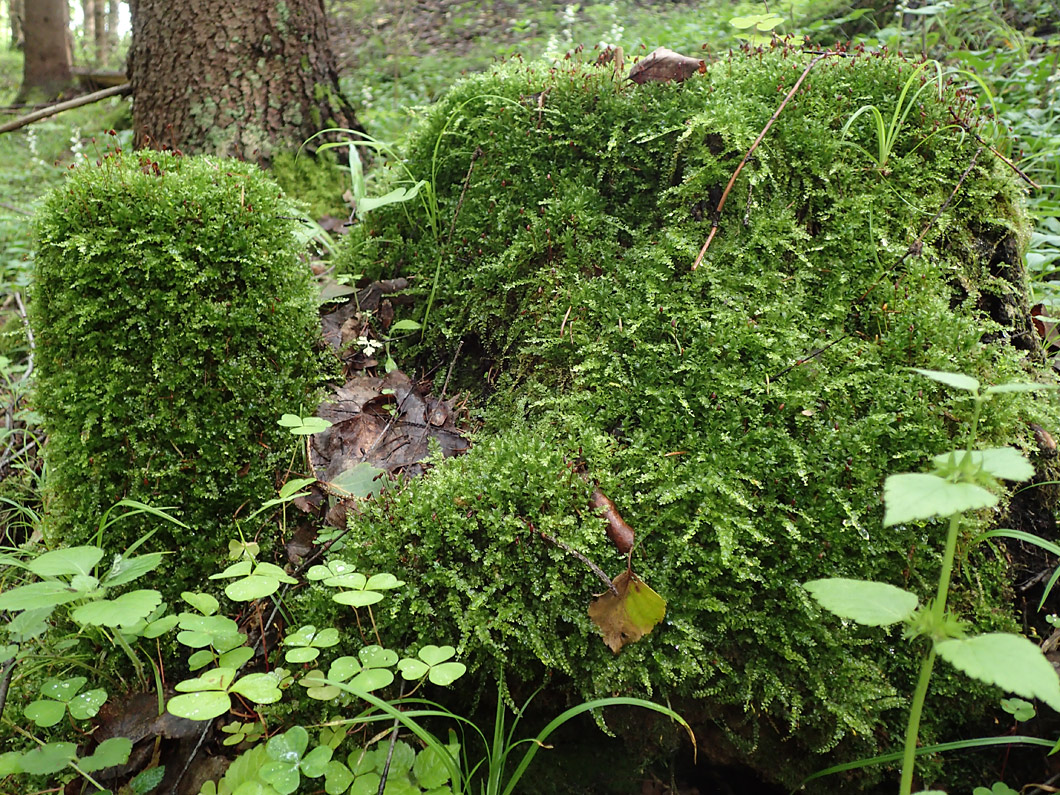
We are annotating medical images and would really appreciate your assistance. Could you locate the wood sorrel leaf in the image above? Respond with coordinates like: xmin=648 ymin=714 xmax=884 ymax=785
xmin=883 ymin=473 xmax=997 ymax=525
xmin=804 ymin=578 xmax=919 ymax=627
xmin=936 ymin=632 xmax=1060 ymax=713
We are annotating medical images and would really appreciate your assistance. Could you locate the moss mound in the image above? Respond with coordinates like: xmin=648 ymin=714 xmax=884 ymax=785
xmin=334 ymin=48 xmax=1058 ymax=789
xmin=32 ymin=150 xmax=322 ymax=576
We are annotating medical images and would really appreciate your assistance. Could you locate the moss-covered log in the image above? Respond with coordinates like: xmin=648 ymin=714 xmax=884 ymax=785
xmin=332 ymin=47 xmax=1060 ymax=790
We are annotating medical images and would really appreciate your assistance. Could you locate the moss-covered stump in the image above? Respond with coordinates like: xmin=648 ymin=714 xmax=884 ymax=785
xmin=31 ymin=151 xmax=321 ymax=580
xmin=334 ymin=48 xmax=1060 ymax=790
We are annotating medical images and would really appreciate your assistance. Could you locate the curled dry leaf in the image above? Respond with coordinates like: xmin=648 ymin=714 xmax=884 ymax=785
xmin=627 ymin=47 xmax=706 ymax=85
xmin=588 ymin=570 xmax=667 ymax=653
xmin=590 ymin=488 xmax=635 ymax=554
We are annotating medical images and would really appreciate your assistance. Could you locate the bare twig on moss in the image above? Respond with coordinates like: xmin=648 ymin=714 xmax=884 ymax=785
xmin=948 ymin=109 xmax=1040 ymax=189
xmin=0 ymin=83 xmax=131 ymax=135
xmin=692 ymin=52 xmax=837 ymax=270
xmin=536 ymin=525 xmax=617 ymax=595
xmin=446 ymin=146 xmax=482 ymax=245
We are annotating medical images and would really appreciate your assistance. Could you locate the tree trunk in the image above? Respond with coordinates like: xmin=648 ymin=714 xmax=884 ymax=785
xmin=93 ymin=0 xmax=105 ymax=62
xmin=15 ymin=0 xmax=74 ymax=103
xmin=102 ymin=0 xmax=119 ymax=64
xmin=127 ymin=0 xmax=364 ymax=164
xmin=10 ymin=0 xmax=23 ymax=50
xmin=82 ymin=0 xmax=96 ymax=62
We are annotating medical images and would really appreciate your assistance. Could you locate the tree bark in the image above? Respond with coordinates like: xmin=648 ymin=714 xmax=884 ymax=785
xmin=127 ymin=0 xmax=364 ymax=164
xmin=9 ymin=0 xmax=23 ymax=50
xmin=93 ymin=0 xmax=106 ymax=63
xmin=15 ymin=0 xmax=74 ymax=103
xmin=83 ymin=0 xmax=96 ymax=62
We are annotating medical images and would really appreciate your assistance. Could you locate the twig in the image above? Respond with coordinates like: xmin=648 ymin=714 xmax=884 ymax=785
xmin=0 ymin=656 xmax=16 ymax=721
xmin=0 ymin=202 xmax=32 ymax=216
xmin=0 ymin=83 xmax=131 ymax=135
xmin=12 ymin=292 xmax=34 ymax=381
xmin=376 ymin=681 xmax=408 ymax=795
xmin=440 ymin=339 xmax=463 ymax=401
xmin=537 ymin=526 xmax=617 ymax=595
xmin=446 ymin=147 xmax=482 ymax=245
xmin=692 ymin=52 xmax=836 ymax=269
xmin=949 ymin=109 xmax=1040 ymax=189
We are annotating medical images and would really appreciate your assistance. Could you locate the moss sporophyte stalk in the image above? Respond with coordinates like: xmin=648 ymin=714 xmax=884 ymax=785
xmin=325 ymin=46 xmax=1060 ymax=790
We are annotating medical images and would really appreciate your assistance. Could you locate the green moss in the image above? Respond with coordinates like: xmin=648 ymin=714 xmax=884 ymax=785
xmin=270 ymin=149 xmax=349 ymax=219
xmin=332 ymin=48 xmax=1058 ymax=790
xmin=31 ymin=150 xmax=323 ymax=591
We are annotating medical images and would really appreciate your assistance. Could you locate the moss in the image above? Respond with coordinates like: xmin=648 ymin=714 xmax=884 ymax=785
xmin=31 ymin=150 xmax=323 ymax=593
xmin=331 ymin=47 xmax=1059 ymax=790
xmin=270 ymin=149 xmax=349 ymax=219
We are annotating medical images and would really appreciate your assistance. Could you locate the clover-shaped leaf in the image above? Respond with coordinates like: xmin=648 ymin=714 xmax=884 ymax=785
xmin=284 ymin=625 xmax=340 ymax=664
xmin=230 ymin=673 xmax=283 ymax=705
xmin=278 ymin=413 xmax=333 ymax=435
xmin=181 ymin=591 xmax=219 ymax=616
xmin=299 ymin=668 xmax=341 ymax=701
xmin=397 ymin=645 xmax=466 ymax=686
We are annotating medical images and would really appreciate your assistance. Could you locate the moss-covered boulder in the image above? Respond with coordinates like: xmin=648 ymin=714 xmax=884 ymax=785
xmin=32 ymin=150 xmax=322 ymax=579
xmin=333 ymin=47 xmax=1058 ymax=789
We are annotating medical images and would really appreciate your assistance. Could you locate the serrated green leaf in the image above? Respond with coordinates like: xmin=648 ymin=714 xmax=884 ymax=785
xmin=19 ymin=742 xmax=77 ymax=775
xmin=911 ymin=368 xmax=980 ymax=392
xmin=72 ymin=590 xmax=162 ymax=627
xmin=883 ymin=473 xmax=997 ymax=525
xmin=936 ymin=633 xmax=1060 ymax=712
xmin=0 ymin=580 xmax=83 ymax=610
xmin=932 ymin=447 xmax=1034 ymax=483
xmin=130 ymin=765 xmax=166 ymax=794
xmin=804 ymin=578 xmax=919 ymax=627
xmin=28 ymin=546 xmax=104 ymax=577
xmin=79 ymin=737 xmax=132 ymax=772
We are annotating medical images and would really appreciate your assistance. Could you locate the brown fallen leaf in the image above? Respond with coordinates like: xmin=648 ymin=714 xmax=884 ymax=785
xmin=588 ymin=570 xmax=667 ymax=653
xmin=627 ymin=47 xmax=705 ymax=85
xmin=590 ymin=488 xmax=635 ymax=554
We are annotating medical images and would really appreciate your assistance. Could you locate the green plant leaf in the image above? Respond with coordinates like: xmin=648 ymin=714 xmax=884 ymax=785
xmin=413 ymin=741 xmax=459 ymax=789
xmin=142 ymin=613 xmax=180 ymax=638
xmin=230 ymin=673 xmax=283 ymax=705
xmin=357 ymin=180 xmax=427 ymax=217
xmin=181 ymin=591 xmax=220 ymax=615
xmin=428 ymin=662 xmax=467 ymax=687
xmin=984 ymin=382 xmax=1057 ymax=395
xmin=329 ymin=656 xmax=362 ymax=680
xmin=79 ymin=737 xmax=132 ymax=772
xmin=1000 ymin=697 xmax=1035 ymax=722
xmin=68 ymin=688 xmax=107 ymax=720
xmin=286 ymin=647 xmax=321 ymax=664
xmin=397 ymin=658 xmax=430 ymax=680
xmin=175 ymin=667 xmax=237 ymax=692
xmin=324 ymin=760 xmax=354 ymax=794
xmin=19 ymin=742 xmax=77 ymax=775
xmin=0 ymin=580 xmax=86 ymax=610
xmin=25 ymin=699 xmax=67 ymax=727
xmin=883 ymin=473 xmax=997 ymax=525
xmin=301 ymin=745 xmax=333 ymax=778
xmin=347 ymin=668 xmax=395 ymax=692
xmin=932 ymin=447 xmax=1034 ymax=483
xmin=28 ymin=546 xmax=104 ymax=577
xmin=804 ymin=578 xmax=919 ymax=627
xmin=360 ymin=645 xmax=398 ymax=668
xmin=225 ymin=575 xmax=282 ymax=601
xmin=279 ymin=477 xmax=317 ymax=499
xmin=329 ymin=462 xmax=383 ymax=499
xmin=166 ymin=690 xmax=232 ymax=721
xmin=936 ymin=633 xmax=1060 ymax=712
xmin=389 ymin=319 xmax=422 ymax=333
xmin=364 ymin=573 xmax=404 ymax=591
xmin=332 ymin=590 xmax=384 ymax=607
xmin=0 ymin=751 xmax=23 ymax=777
xmin=130 ymin=765 xmax=166 ymax=794
xmin=40 ymin=676 xmax=87 ymax=701
xmin=103 ymin=552 xmax=165 ymax=587
xmin=218 ymin=646 xmax=254 ymax=669
xmin=72 ymin=589 xmax=162 ymax=627
xmin=268 ymin=725 xmax=309 ymax=759
xmin=911 ymin=368 xmax=980 ymax=392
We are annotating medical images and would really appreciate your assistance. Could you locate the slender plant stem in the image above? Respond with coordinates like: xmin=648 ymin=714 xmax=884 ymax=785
xmin=900 ymin=645 xmax=938 ymax=795
xmin=934 ymin=511 xmax=962 ymax=619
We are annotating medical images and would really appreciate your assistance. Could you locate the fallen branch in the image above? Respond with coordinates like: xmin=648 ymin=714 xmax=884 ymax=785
xmin=0 ymin=83 xmax=131 ymax=135
xmin=692 ymin=52 xmax=837 ymax=269
xmin=948 ymin=109 xmax=1040 ymax=190
xmin=537 ymin=525 xmax=617 ymax=595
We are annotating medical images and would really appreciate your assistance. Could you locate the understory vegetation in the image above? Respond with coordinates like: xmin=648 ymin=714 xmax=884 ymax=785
xmin=1 ymin=2 xmax=1060 ymax=794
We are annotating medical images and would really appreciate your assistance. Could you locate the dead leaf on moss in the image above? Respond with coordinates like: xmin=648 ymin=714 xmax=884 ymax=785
xmin=588 ymin=570 xmax=667 ymax=653
xmin=627 ymin=47 xmax=705 ymax=85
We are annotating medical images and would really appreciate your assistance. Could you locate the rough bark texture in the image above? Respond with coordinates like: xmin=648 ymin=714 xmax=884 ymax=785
xmin=127 ymin=0 xmax=364 ymax=163
xmin=15 ymin=0 xmax=73 ymax=102
xmin=83 ymin=0 xmax=96 ymax=60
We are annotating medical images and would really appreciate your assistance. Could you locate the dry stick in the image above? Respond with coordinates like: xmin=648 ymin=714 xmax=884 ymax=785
xmin=770 ymin=147 xmax=984 ymax=384
xmin=692 ymin=53 xmax=834 ymax=270
xmin=948 ymin=109 xmax=1040 ymax=189
xmin=446 ymin=146 xmax=482 ymax=245
xmin=537 ymin=528 xmax=617 ymax=595
xmin=440 ymin=338 xmax=464 ymax=401
xmin=0 ymin=83 xmax=131 ymax=135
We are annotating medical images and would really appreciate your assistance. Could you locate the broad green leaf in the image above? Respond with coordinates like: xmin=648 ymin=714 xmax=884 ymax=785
xmin=932 ymin=447 xmax=1034 ymax=482
xmin=428 ymin=662 xmax=467 ymax=687
xmin=225 ymin=575 xmax=281 ymax=601
xmin=142 ymin=613 xmax=180 ymax=638
xmin=413 ymin=743 xmax=458 ymax=789
xmin=911 ymin=368 xmax=980 ymax=392
xmin=301 ymin=669 xmax=341 ymax=701
xmin=79 ymin=737 xmax=132 ymax=772
xmin=389 ymin=319 xmax=422 ymax=333
xmin=41 ymin=676 xmax=87 ymax=700
xmin=28 ymin=546 xmax=104 ymax=577
xmin=332 ymin=590 xmax=384 ymax=607
xmin=350 ymin=774 xmax=383 ymax=795
xmin=217 ymin=646 xmax=254 ymax=669
xmin=386 ymin=741 xmax=416 ymax=776
xmin=103 ymin=552 xmax=165 ymax=587
xmin=260 ymin=759 xmax=301 ymax=795
xmin=0 ymin=580 xmax=83 ymax=610
xmin=268 ymin=726 xmax=310 ymax=760
xmin=279 ymin=477 xmax=317 ymax=499
xmin=286 ymin=647 xmax=320 ymax=664
xmin=324 ymin=760 xmax=354 ymax=794
xmin=230 ymin=673 xmax=283 ymax=705
xmin=307 ymin=560 xmax=357 ymax=581
xmin=329 ymin=656 xmax=362 ymax=680
xmin=397 ymin=658 xmax=429 ymax=680
xmin=329 ymin=462 xmax=383 ymax=499
xmin=936 ymin=632 xmax=1060 ymax=712
xmin=188 ymin=650 xmax=216 ymax=671
xmin=359 ymin=645 xmax=398 ymax=668
xmin=883 ymin=473 xmax=996 ymax=525
xmin=347 ymin=668 xmax=394 ymax=692
xmin=984 ymin=382 xmax=1057 ymax=395
xmin=7 ymin=606 xmax=53 ymax=640
xmin=25 ymin=699 xmax=66 ymax=727
xmin=19 ymin=742 xmax=77 ymax=775
xmin=364 ymin=573 xmax=404 ymax=591
xmin=323 ymin=572 xmax=368 ymax=589
xmin=804 ymin=578 xmax=919 ymax=627
xmin=68 ymin=688 xmax=107 ymax=719
xmin=175 ymin=667 xmax=237 ymax=692
xmin=301 ymin=745 xmax=333 ymax=778
xmin=72 ymin=589 xmax=162 ymax=627
xmin=181 ymin=591 xmax=220 ymax=615
xmin=0 ymin=751 xmax=22 ymax=776
xmin=166 ymin=690 xmax=232 ymax=721
xmin=417 ymin=645 xmax=456 ymax=666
